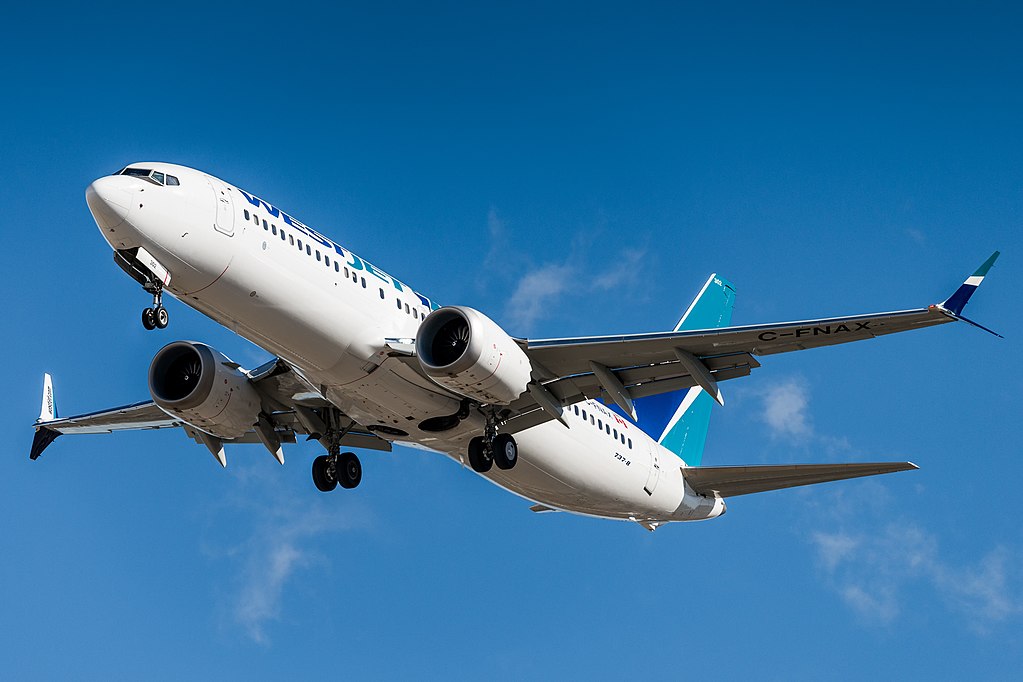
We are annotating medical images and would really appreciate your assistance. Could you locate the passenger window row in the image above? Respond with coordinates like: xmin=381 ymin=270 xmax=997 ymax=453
xmin=572 ymin=404 xmax=632 ymax=448
xmin=242 ymin=209 xmax=427 ymax=308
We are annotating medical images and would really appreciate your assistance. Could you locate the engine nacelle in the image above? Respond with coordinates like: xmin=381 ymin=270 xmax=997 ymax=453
xmin=148 ymin=341 xmax=261 ymax=439
xmin=415 ymin=306 xmax=532 ymax=405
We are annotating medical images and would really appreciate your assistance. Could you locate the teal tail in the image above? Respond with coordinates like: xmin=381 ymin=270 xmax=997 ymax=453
xmin=629 ymin=275 xmax=735 ymax=466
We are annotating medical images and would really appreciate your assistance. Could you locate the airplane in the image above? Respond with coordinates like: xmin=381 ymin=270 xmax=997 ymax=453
xmin=29 ymin=162 xmax=1001 ymax=530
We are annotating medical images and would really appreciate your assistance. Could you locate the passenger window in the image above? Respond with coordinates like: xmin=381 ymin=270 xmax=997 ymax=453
xmin=244 ymin=210 xmax=250 ymax=220
xmin=280 ymin=230 xmax=285 ymax=241
xmin=167 ymin=175 xmax=180 ymax=186
xmin=325 ymin=255 xmax=330 ymax=266
xmin=152 ymin=171 xmax=165 ymax=184
xmin=396 ymin=299 xmax=402 ymax=309
xmin=297 ymin=239 xmax=303 ymax=250
xmin=628 ymin=438 xmax=632 ymax=449
xmin=289 ymin=235 xmax=295 ymax=246
xmin=334 ymin=262 xmax=340 ymax=273
xmin=590 ymin=416 xmax=595 ymax=425
xmin=361 ymin=277 xmax=366 ymax=288
xmin=581 ymin=409 xmax=586 ymax=420
xmin=621 ymin=434 xmax=626 ymax=444
xmin=316 ymin=251 xmax=321 ymax=262
xmin=613 ymin=429 xmax=618 ymax=439
xmin=413 ymin=308 xmax=419 ymax=319
xmin=252 ymin=213 xmax=258 ymax=224
xmin=606 ymin=425 xmax=611 ymax=434
xmin=597 ymin=419 xmax=602 ymax=430
xmin=379 ymin=288 xmax=385 ymax=299
xmin=352 ymin=271 xmax=357 ymax=283
xmin=263 ymin=220 xmax=269 ymax=230
xmin=344 ymin=267 xmax=349 ymax=278
xmin=405 ymin=303 xmax=410 ymax=314
xmin=272 ymin=225 xmax=277 ymax=235
xmin=574 ymin=406 xmax=579 ymax=415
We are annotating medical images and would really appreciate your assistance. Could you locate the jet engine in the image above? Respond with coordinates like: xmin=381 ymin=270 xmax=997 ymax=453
xmin=415 ymin=306 xmax=532 ymax=405
xmin=148 ymin=341 xmax=261 ymax=439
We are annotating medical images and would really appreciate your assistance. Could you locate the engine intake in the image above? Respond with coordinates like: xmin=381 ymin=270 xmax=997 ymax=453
xmin=149 ymin=341 xmax=261 ymax=439
xmin=416 ymin=306 xmax=532 ymax=405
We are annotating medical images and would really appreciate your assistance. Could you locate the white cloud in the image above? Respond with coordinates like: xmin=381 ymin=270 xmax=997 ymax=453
xmin=810 ymin=522 xmax=1023 ymax=632
xmin=483 ymin=208 xmax=648 ymax=333
xmin=761 ymin=378 xmax=812 ymax=439
xmin=505 ymin=263 xmax=575 ymax=331
xmin=812 ymin=531 xmax=859 ymax=572
xmin=204 ymin=467 xmax=370 ymax=645
xmin=592 ymin=247 xmax=646 ymax=292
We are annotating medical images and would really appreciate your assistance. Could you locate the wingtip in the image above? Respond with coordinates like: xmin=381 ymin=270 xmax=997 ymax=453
xmin=939 ymin=251 xmax=1002 ymax=316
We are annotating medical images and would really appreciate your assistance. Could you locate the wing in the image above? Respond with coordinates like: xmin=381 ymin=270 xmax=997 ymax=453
xmin=684 ymin=461 xmax=918 ymax=498
xmin=29 ymin=359 xmax=391 ymax=463
xmin=498 ymin=253 xmax=1000 ymax=432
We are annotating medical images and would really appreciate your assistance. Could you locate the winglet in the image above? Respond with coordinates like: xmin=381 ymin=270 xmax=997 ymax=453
xmin=940 ymin=251 xmax=1000 ymax=316
xmin=38 ymin=373 xmax=56 ymax=423
xmin=30 ymin=426 xmax=60 ymax=460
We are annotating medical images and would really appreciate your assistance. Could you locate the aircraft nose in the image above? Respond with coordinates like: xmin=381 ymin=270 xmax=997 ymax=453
xmin=86 ymin=176 xmax=134 ymax=230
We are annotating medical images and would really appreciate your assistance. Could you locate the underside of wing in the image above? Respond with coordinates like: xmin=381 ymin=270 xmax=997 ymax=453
xmin=683 ymin=461 xmax=919 ymax=498
xmin=30 ymin=358 xmax=391 ymax=461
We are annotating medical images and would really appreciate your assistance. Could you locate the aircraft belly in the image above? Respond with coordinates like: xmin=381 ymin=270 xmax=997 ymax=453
xmin=487 ymin=421 xmax=687 ymax=521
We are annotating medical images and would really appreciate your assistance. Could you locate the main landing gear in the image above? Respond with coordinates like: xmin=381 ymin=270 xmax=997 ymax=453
xmin=312 ymin=409 xmax=362 ymax=492
xmin=312 ymin=451 xmax=362 ymax=492
xmin=141 ymin=286 xmax=169 ymax=331
xmin=467 ymin=411 xmax=518 ymax=474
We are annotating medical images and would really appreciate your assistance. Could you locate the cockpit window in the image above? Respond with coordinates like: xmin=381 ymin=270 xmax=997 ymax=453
xmin=118 ymin=167 xmax=178 ymax=186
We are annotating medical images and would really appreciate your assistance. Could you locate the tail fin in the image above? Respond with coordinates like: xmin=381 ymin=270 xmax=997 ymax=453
xmin=631 ymin=275 xmax=735 ymax=466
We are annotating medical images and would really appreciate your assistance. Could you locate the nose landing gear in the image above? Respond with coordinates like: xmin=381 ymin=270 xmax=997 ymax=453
xmin=141 ymin=287 xmax=169 ymax=330
xmin=113 ymin=248 xmax=172 ymax=331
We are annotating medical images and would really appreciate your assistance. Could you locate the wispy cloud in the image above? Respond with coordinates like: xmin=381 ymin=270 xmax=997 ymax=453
xmin=906 ymin=227 xmax=927 ymax=245
xmin=761 ymin=378 xmax=812 ymax=439
xmin=756 ymin=378 xmax=1023 ymax=635
xmin=505 ymin=262 xmax=576 ymax=331
xmin=482 ymin=208 xmax=649 ymax=334
xmin=810 ymin=522 xmax=1023 ymax=632
xmin=203 ymin=466 xmax=371 ymax=645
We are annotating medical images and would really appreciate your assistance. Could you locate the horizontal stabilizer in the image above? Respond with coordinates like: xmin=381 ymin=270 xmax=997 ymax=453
xmin=684 ymin=461 xmax=918 ymax=498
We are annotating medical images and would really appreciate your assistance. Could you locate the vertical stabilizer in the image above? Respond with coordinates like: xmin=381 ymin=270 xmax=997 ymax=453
xmin=626 ymin=275 xmax=735 ymax=466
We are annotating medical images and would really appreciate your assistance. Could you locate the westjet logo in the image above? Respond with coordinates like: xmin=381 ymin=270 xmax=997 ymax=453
xmin=237 ymin=189 xmax=438 ymax=310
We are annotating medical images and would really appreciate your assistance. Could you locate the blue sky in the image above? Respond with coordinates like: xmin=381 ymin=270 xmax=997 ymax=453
xmin=2 ymin=2 xmax=1022 ymax=678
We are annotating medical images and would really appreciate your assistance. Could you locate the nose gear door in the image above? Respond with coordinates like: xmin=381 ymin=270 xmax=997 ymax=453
xmin=209 ymin=178 xmax=235 ymax=236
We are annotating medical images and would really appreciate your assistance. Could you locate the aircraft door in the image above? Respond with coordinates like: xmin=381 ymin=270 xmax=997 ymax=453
xmin=644 ymin=442 xmax=660 ymax=496
xmin=209 ymin=178 xmax=235 ymax=236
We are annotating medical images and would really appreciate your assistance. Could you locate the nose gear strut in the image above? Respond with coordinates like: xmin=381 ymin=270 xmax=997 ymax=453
xmin=141 ymin=285 xmax=169 ymax=330
xmin=113 ymin=248 xmax=171 ymax=331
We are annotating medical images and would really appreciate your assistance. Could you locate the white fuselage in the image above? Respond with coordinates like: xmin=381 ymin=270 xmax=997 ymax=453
xmin=86 ymin=162 xmax=725 ymax=527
